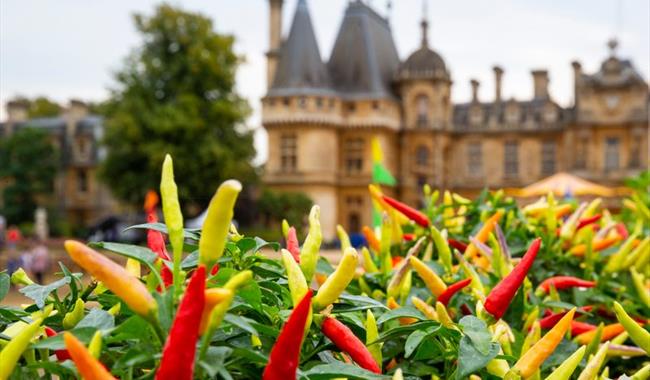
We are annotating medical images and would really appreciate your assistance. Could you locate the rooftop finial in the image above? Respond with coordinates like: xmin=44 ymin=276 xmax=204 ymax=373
xmin=607 ymin=38 xmax=619 ymax=56
xmin=420 ymin=0 xmax=429 ymax=47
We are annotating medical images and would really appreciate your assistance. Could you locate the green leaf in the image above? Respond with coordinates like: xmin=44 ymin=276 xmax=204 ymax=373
xmin=181 ymin=250 xmax=199 ymax=269
xmin=302 ymin=361 xmax=390 ymax=379
xmin=90 ymin=242 xmax=158 ymax=264
xmin=459 ymin=316 xmax=492 ymax=355
xmin=19 ymin=276 xmax=71 ymax=308
xmin=197 ymin=346 xmax=233 ymax=378
xmin=224 ymin=314 xmax=258 ymax=335
xmin=124 ymin=222 xmax=200 ymax=240
xmin=405 ymin=329 xmax=429 ymax=358
xmin=253 ymin=237 xmax=280 ymax=252
xmin=0 ymin=272 xmax=10 ymax=302
xmin=334 ymin=294 xmax=389 ymax=313
xmin=376 ymin=306 xmax=425 ymax=325
xmin=33 ymin=327 xmax=97 ymax=349
xmin=76 ymin=309 xmax=115 ymax=330
xmin=456 ymin=336 xmax=500 ymax=379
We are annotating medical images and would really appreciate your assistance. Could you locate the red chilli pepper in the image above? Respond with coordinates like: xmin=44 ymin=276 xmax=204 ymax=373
xmin=403 ymin=233 xmax=415 ymax=241
xmin=571 ymin=321 xmax=597 ymax=336
xmin=286 ymin=227 xmax=301 ymax=263
xmin=437 ymin=278 xmax=472 ymax=306
xmin=263 ymin=290 xmax=313 ymax=380
xmin=615 ymin=223 xmax=629 ymax=240
xmin=448 ymin=239 xmax=468 ymax=253
xmin=321 ymin=316 xmax=381 ymax=374
xmin=537 ymin=276 xmax=596 ymax=294
xmin=381 ymin=195 xmax=430 ymax=227
xmin=539 ymin=306 xmax=593 ymax=330
xmin=156 ymin=265 xmax=206 ymax=380
xmin=44 ymin=327 xmax=71 ymax=361
xmin=576 ymin=214 xmax=602 ymax=231
xmin=484 ymin=238 xmax=541 ymax=320
xmin=147 ymin=211 xmax=173 ymax=289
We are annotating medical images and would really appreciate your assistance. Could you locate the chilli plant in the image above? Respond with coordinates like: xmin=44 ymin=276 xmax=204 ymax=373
xmin=1 ymin=159 xmax=649 ymax=380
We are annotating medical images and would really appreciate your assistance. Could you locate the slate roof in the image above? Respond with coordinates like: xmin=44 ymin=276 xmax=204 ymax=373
xmin=452 ymin=99 xmax=564 ymax=131
xmin=327 ymin=0 xmax=400 ymax=99
xmin=582 ymin=57 xmax=646 ymax=89
xmin=397 ymin=46 xmax=449 ymax=81
xmin=269 ymin=0 xmax=332 ymax=96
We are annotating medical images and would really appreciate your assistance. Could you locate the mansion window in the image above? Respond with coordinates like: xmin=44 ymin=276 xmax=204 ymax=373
xmin=417 ymin=175 xmax=427 ymax=188
xmin=76 ymin=137 xmax=90 ymax=160
xmin=416 ymin=95 xmax=429 ymax=127
xmin=629 ymin=137 xmax=641 ymax=168
xmin=77 ymin=169 xmax=88 ymax=193
xmin=574 ymin=137 xmax=589 ymax=169
xmin=415 ymin=145 xmax=430 ymax=167
xmin=316 ymin=97 xmax=323 ymax=108
xmin=467 ymin=142 xmax=483 ymax=176
xmin=541 ymin=141 xmax=556 ymax=175
xmin=604 ymin=137 xmax=619 ymax=171
xmin=298 ymin=97 xmax=307 ymax=108
xmin=280 ymin=134 xmax=297 ymax=172
xmin=344 ymin=138 xmax=364 ymax=174
xmin=504 ymin=141 xmax=519 ymax=178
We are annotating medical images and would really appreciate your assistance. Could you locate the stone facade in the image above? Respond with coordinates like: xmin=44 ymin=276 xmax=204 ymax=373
xmin=1 ymin=100 xmax=121 ymax=227
xmin=262 ymin=0 xmax=649 ymax=241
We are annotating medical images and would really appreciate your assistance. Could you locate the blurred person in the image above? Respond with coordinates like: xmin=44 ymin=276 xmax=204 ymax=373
xmin=0 ymin=215 xmax=6 ymax=250
xmin=30 ymin=239 xmax=51 ymax=284
xmin=6 ymin=225 xmax=22 ymax=251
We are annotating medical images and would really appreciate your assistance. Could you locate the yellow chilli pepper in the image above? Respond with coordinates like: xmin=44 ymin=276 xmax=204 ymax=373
xmin=62 ymin=298 xmax=85 ymax=330
xmin=411 ymin=296 xmax=438 ymax=320
xmin=623 ymin=237 xmax=650 ymax=269
xmin=366 ymin=310 xmax=382 ymax=367
xmin=435 ymin=301 xmax=455 ymax=328
xmin=604 ymin=233 xmax=639 ymax=273
xmin=521 ymin=321 xmax=541 ymax=356
xmin=545 ymin=345 xmax=586 ymax=380
xmin=199 ymin=288 xmax=232 ymax=334
xmin=576 ymin=341 xmax=609 ymax=380
xmin=410 ymin=256 xmax=447 ymax=297
xmin=613 ymin=301 xmax=650 ymax=355
xmin=223 ymin=270 xmax=253 ymax=291
xmin=281 ymin=250 xmax=309 ymax=306
xmin=199 ymin=179 xmax=242 ymax=270
xmin=511 ymin=308 xmax=575 ymax=379
xmin=631 ymin=364 xmax=650 ymax=380
xmin=64 ymin=241 xmax=158 ymax=321
xmin=0 ymin=318 xmax=43 ymax=380
xmin=431 ymin=226 xmax=452 ymax=272
xmin=299 ymin=205 xmax=322 ymax=282
xmin=160 ymin=154 xmax=184 ymax=291
xmin=312 ymin=248 xmax=359 ymax=311
xmin=361 ymin=247 xmax=379 ymax=273
xmin=337 ymin=224 xmax=351 ymax=252
xmin=125 ymin=258 xmax=141 ymax=278
xmin=88 ymin=331 xmax=102 ymax=359
xmin=465 ymin=209 xmax=504 ymax=259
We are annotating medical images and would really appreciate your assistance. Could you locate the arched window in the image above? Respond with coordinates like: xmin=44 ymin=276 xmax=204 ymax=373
xmin=416 ymin=95 xmax=429 ymax=127
xmin=416 ymin=145 xmax=429 ymax=167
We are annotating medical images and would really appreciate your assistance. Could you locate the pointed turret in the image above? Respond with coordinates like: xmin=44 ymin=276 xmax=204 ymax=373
xmin=269 ymin=0 xmax=331 ymax=96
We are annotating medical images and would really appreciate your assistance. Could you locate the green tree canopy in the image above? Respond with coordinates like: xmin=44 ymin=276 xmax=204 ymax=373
xmin=28 ymin=97 xmax=62 ymax=118
xmin=100 ymin=4 xmax=256 ymax=210
xmin=0 ymin=128 xmax=58 ymax=224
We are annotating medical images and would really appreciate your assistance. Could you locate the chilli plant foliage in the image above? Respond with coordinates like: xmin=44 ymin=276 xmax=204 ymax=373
xmin=1 ymin=164 xmax=649 ymax=380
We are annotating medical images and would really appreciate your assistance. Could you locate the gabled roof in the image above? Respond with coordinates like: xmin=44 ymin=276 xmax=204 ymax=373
xmin=269 ymin=0 xmax=332 ymax=96
xmin=327 ymin=0 xmax=400 ymax=99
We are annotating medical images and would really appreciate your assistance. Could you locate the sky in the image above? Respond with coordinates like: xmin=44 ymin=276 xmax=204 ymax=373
xmin=1 ymin=0 xmax=649 ymax=164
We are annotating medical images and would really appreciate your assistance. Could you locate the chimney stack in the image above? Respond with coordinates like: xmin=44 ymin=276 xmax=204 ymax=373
xmin=5 ymin=99 xmax=29 ymax=136
xmin=267 ymin=0 xmax=284 ymax=88
xmin=571 ymin=61 xmax=582 ymax=107
xmin=493 ymin=66 xmax=504 ymax=103
xmin=531 ymin=70 xmax=549 ymax=99
xmin=66 ymin=99 xmax=89 ymax=137
xmin=470 ymin=79 xmax=480 ymax=103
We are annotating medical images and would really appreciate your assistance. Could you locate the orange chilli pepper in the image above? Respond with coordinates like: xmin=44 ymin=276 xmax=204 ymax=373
xmin=574 ymin=323 xmax=625 ymax=345
xmin=362 ymin=226 xmax=381 ymax=252
xmin=465 ymin=210 xmax=504 ymax=259
xmin=64 ymin=333 xmax=116 ymax=380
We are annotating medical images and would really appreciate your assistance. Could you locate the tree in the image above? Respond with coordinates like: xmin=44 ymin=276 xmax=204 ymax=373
xmin=0 ymin=128 xmax=58 ymax=224
xmin=100 ymin=4 xmax=256 ymax=210
xmin=28 ymin=97 xmax=62 ymax=118
xmin=257 ymin=190 xmax=313 ymax=229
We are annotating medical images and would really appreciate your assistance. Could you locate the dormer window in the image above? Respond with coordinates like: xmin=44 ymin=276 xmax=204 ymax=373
xmin=416 ymin=95 xmax=428 ymax=127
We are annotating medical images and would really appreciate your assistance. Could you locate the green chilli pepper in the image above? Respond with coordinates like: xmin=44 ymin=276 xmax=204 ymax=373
xmin=613 ymin=301 xmax=650 ymax=354
xmin=576 ymin=341 xmax=609 ymax=380
xmin=224 ymin=270 xmax=253 ymax=291
xmin=299 ymin=205 xmax=322 ymax=282
xmin=380 ymin=213 xmax=393 ymax=274
xmin=545 ymin=345 xmax=586 ymax=380
xmin=312 ymin=247 xmax=359 ymax=311
xmin=604 ymin=233 xmax=639 ymax=273
xmin=365 ymin=310 xmax=382 ymax=367
xmin=623 ymin=237 xmax=650 ymax=269
xmin=631 ymin=364 xmax=650 ymax=380
xmin=545 ymin=192 xmax=557 ymax=238
xmin=431 ymin=225 xmax=452 ymax=273
xmin=62 ymin=298 xmax=85 ymax=330
xmin=0 ymin=318 xmax=43 ymax=380
xmin=199 ymin=179 xmax=242 ymax=270
xmin=160 ymin=154 xmax=184 ymax=293
xmin=630 ymin=268 xmax=650 ymax=308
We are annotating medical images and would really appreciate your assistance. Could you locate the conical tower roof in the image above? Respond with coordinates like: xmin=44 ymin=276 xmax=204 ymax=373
xmin=269 ymin=0 xmax=332 ymax=96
